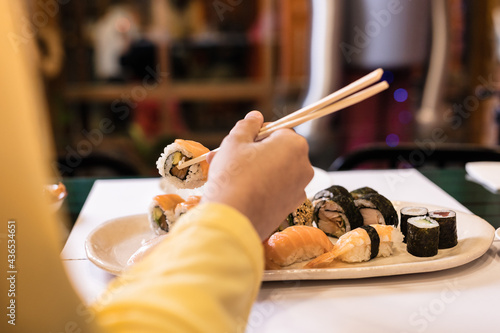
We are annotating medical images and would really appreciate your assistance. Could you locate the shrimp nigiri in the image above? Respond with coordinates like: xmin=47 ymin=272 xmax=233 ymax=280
xmin=305 ymin=224 xmax=403 ymax=269
xmin=264 ymin=226 xmax=333 ymax=270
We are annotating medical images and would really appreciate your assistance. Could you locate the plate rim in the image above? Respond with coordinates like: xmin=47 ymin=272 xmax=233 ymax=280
xmin=85 ymin=202 xmax=495 ymax=279
xmin=85 ymin=213 xmax=152 ymax=275
xmin=264 ymin=201 xmax=495 ymax=280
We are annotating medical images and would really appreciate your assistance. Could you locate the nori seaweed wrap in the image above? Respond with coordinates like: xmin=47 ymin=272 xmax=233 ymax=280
xmin=360 ymin=225 xmax=381 ymax=259
xmin=429 ymin=210 xmax=458 ymax=249
xmin=354 ymin=193 xmax=399 ymax=227
xmin=350 ymin=187 xmax=378 ymax=200
xmin=312 ymin=186 xmax=363 ymax=238
xmin=313 ymin=185 xmax=351 ymax=201
xmin=400 ymin=206 xmax=428 ymax=243
xmin=406 ymin=216 xmax=440 ymax=257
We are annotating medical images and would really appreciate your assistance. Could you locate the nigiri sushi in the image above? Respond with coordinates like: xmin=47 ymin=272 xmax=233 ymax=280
xmin=156 ymin=139 xmax=209 ymax=189
xmin=264 ymin=225 xmax=333 ymax=270
xmin=304 ymin=224 xmax=403 ymax=268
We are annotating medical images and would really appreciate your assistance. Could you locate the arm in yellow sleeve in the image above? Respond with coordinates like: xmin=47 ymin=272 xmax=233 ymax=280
xmin=92 ymin=202 xmax=264 ymax=333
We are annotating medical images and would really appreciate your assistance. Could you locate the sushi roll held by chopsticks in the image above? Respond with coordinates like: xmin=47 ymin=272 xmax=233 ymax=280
xmin=156 ymin=139 xmax=210 ymax=189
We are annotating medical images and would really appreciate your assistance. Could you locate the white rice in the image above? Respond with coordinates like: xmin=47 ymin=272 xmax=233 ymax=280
xmin=338 ymin=226 xmax=403 ymax=262
xmin=156 ymin=142 xmax=207 ymax=189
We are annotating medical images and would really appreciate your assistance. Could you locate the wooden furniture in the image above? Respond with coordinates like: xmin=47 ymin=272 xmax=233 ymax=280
xmin=58 ymin=0 xmax=310 ymax=148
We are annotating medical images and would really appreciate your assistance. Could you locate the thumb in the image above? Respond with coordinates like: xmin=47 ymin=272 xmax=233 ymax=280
xmin=228 ymin=110 xmax=264 ymax=142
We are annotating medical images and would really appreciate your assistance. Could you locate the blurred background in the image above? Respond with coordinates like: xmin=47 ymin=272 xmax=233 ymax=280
xmin=26 ymin=0 xmax=500 ymax=176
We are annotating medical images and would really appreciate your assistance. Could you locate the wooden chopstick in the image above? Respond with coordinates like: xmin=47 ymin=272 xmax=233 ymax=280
xmin=255 ymin=81 xmax=388 ymax=141
xmin=177 ymin=74 xmax=388 ymax=170
xmin=260 ymin=68 xmax=384 ymax=133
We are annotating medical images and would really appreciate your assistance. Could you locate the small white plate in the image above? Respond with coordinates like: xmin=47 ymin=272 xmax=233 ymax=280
xmin=86 ymin=201 xmax=495 ymax=279
xmin=495 ymin=227 xmax=500 ymax=241
xmin=85 ymin=214 xmax=155 ymax=275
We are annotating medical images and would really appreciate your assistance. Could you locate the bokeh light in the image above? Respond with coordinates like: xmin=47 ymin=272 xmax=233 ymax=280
xmin=393 ymin=88 xmax=408 ymax=102
xmin=398 ymin=110 xmax=412 ymax=124
xmin=386 ymin=133 xmax=400 ymax=147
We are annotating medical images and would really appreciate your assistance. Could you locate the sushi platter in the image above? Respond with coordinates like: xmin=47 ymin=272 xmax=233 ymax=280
xmin=85 ymin=201 xmax=495 ymax=280
xmin=85 ymin=133 xmax=495 ymax=280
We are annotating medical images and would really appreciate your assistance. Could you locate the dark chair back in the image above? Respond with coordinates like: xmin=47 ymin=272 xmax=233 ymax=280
xmin=329 ymin=143 xmax=500 ymax=171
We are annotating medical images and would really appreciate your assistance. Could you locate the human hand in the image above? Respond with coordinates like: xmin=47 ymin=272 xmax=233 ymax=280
xmin=202 ymin=111 xmax=314 ymax=240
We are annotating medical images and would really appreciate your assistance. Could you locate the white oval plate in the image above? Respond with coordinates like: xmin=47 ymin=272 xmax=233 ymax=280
xmin=86 ymin=200 xmax=495 ymax=280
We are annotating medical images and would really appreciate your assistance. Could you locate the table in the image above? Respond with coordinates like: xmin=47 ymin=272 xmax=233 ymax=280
xmin=62 ymin=168 xmax=500 ymax=229
xmin=61 ymin=168 xmax=500 ymax=333
xmin=422 ymin=168 xmax=500 ymax=229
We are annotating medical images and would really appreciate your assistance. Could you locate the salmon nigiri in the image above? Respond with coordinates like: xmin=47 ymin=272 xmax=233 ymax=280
xmin=264 ymin=226 xmax=334 ymax=270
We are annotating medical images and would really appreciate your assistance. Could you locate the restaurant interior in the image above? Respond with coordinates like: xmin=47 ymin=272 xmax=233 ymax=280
xmin=8 ymin=1 xmax=500 ymax=332
xmin=35 ymin=0 xmax=500 ymax=178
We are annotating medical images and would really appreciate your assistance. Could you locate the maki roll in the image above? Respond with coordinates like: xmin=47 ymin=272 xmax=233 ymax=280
xmin=354 ymin=193 xmax=398 ymax=227
xmin=429 ymin=210 xmax=458 ymax=249
xmin=156 ymin=139 xmax=210 ymax=189
xmin=148 ymin=194 xmax=201 ymax=235
xmin=406 ymin=216 xmax=440 ymax=257
xmin=312 ymin=186 xmax=363 ymax=238
xmin=400 ymin=206 xmax=428 ymax=243
xmin=175 ymin=195 xmax=202 ymax=217
xmin=277 ymin=199 xmax=314 ymax=231
xmin=350 ymin=187 xmax=378 ymax=200
xmin=149 ymin=194 xmax=185 ymax=234
xmin=313 ymin=185 xmax=351 ymax=201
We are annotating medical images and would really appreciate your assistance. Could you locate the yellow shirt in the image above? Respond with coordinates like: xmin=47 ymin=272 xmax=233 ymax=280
xmin=93 ymin=203 xmax=264 ymax=333
xmin=0 ymin=2 xmax=263 ymax=332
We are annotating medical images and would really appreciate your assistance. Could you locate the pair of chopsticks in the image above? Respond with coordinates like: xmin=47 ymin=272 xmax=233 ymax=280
xmin=178 ymin=68 xmax=388 ymax=169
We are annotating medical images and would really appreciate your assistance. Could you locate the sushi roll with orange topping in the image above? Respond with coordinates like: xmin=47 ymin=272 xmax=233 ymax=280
xmin=149 ymin=194 xmax=201 ymax=235
xmin=156 ymin=139 xmax=210 ymax=189
xmin=149 ymin=194 xmax=185 ymax=234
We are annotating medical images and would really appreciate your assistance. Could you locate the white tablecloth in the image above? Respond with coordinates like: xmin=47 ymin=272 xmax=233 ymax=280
xmin=61 ymin=169 xmax=500 ymax=333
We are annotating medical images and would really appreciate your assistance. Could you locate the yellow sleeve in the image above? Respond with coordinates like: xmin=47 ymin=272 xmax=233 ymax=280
xmin=0 ymin=2 xmax=102 ymax=333
xmin=92 ymin=203 xmax=264 ymax=333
